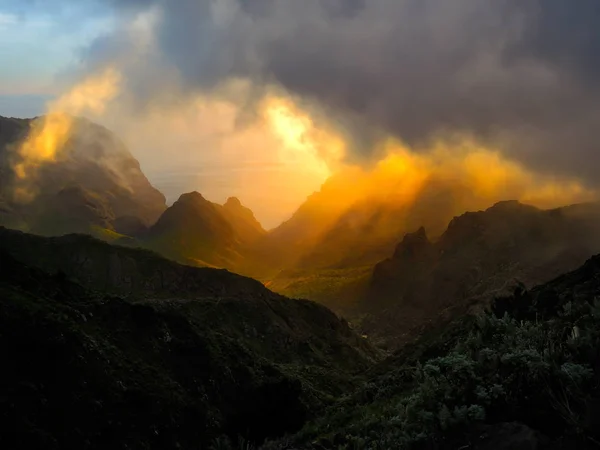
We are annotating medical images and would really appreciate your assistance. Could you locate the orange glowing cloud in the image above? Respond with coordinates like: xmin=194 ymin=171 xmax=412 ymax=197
xmin=13 ymin=67 xmax=121 ymax=201
xmin=263 ymin=96 xmax=346 ymax=180
xmin=290 ymin=136 xmax=598 ymax=246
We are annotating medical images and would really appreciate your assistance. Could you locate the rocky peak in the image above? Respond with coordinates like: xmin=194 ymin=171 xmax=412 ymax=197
xmin=224 ymin=196 xmax=242 ymax=209
xmin=392 ymin=226 xmax=434 ymax=260
xmin=176 ymin=191 xmax=208 ymax=205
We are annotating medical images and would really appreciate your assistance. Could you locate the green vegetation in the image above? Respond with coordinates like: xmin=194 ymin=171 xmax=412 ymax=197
xmin=267 ymin=266 xmax=372 ymax=314
xmin=89 ymin=225 xmax=130 ymax=242
xmin=0 ymin=229 xmax=380 ymax=449
xmin=265 ymin=256 xmax=600 ymax=449
xmin=5 ymin=226 xmax=600 ymax=448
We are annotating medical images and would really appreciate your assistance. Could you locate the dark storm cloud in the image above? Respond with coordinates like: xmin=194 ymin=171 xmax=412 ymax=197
xmin=85 ymin=0 xmax=600 ymax=181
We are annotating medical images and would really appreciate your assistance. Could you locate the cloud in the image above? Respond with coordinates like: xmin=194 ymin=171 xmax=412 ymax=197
xmin=68 ymin=0 xmax=600 ymax=186
xmin=11 ymin=0 xmax=599 ymax=227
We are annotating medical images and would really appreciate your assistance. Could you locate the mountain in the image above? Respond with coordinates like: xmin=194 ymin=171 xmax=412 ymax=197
xmin=252 ymin=171 xmax=498 ymax=277
xmin=363 ymin=200 xmax=600 ymax=347
xmin=0 ymin=115 xmax=166 ymax=237
xmin=0 ymin=227 xmax=379 ymax=449
xmin=219 ymin=196 xmax=266 ymax=246
xmin=144 ymin=192 xmax=266 ymax=270
xmin=249 ymin=173 xmax=514 ymax=310
xmin=271 ymin=251 xmax=600 ymax=449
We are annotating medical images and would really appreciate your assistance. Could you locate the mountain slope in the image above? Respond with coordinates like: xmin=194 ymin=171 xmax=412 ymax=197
xmin=250 ymin=173 xmax=514 ymax=307
xmin=0 ymin=115 xmax=166 ymax=236
xmin=270 ymin=252 xmax=600 ymax=449
xmin=364 ymin=200 xmax=600 ymax=347
xmin=0 ymin=228 xmax=379 ymax=449
xmin=219 ymin=196 xmax=266 ymax=246
xmin=144 ymin=192 xmax=265 ymax=270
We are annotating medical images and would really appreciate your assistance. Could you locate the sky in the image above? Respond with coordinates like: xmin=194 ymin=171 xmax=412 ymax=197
xmin=0 ymin=1 xmax=115 ymax=116
xmin=2 ymin=1 xmax=600 ymax=228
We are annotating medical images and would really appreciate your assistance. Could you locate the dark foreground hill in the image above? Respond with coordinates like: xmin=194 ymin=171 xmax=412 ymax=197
xmin=0 ymin=228 xmax=379 ymax=449
xmin=265 ymin=252 xmax=600 ymax=449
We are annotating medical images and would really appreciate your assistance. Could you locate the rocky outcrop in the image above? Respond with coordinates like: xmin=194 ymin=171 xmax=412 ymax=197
xmin=363 ymin=200 xmax=600 ymax=347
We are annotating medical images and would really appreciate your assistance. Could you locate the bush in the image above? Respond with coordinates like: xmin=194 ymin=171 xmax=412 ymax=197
xmin=276 ymin=289 xmax=600 ymax=449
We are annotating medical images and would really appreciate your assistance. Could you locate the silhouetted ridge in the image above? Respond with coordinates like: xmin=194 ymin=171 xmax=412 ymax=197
xmin=392 ymin=226 xmax=433 ymax=259
xmin=224 ymin=196 xmax=242 ymax=208
xmin=364 ymin=200 xmax=600 ymax=348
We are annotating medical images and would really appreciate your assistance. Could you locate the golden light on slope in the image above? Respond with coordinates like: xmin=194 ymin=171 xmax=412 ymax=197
xmin=297 ymin=136 xmax=597 ymax=239
xmin=13 ymin=67 xmax=121 ymax=201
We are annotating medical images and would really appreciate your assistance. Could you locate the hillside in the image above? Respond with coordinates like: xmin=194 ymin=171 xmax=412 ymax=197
xmin=363 ymin=200 xmax=600 ymax=347
xmin=265 ymin=252 xmax=600 ymax=449
xmin=249 ymin=175 xmax=514 ymax=307
xmin=143 ymin=192 xmax=266 ymax=270
xmin=0 ymin=115 xmax=166 ymax=237
xmin=0 ymin=228 xmax=379 ymax=449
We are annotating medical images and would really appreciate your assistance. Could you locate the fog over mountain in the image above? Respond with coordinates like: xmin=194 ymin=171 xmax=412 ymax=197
xmin=73 ymin=0 xmax=600 ymax=183
xmin=5 ymin=1 xmax=599 ymax=228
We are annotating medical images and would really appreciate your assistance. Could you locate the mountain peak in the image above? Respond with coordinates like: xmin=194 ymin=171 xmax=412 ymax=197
xmin=224 ymin=196 xmax=243 ymax=208
xmin=393 ymin=226 xmax=433 ymax=260
xmin=176 ymin=191 xmax=208 ymax=204
xmin=487 ymin=199 xmax=535 ymax=213
xmin=490 ymin=199 xmax=521 ymax=208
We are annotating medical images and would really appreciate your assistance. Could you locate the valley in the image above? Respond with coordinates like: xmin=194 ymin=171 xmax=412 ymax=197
xmin=2 ymin=115 xmax=600 ymax=448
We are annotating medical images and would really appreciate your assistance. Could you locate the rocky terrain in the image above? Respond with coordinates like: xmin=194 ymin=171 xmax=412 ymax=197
xmin=363 ymin=200 xmax=600 ymax=347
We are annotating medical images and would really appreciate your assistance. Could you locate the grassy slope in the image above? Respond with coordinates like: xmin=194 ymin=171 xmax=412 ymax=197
xmin=266 ymin=266 xmax=373 ymax=315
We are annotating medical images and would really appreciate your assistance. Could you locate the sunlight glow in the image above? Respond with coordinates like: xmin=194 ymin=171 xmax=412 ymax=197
xmin=13 ymin=67 xmax=121 ymax=201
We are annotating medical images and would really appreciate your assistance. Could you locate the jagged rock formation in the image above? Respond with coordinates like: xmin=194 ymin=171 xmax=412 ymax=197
xmin=0 ymin=227 xmax=379 ymax=449
xmin=0 ymin=115 xmax=166 ymax=237
xmin=363 ymin=200 xmax=600 ymax=347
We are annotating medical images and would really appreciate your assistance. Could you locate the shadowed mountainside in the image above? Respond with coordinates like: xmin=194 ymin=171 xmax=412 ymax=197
xmin=362 ymin=200 xmax=600 ymax=348
xmin=0 ymin=227 xmax=379 ymax=449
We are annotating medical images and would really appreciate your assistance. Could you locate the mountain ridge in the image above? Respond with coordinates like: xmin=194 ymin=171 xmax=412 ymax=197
xmin=0 ymin=227 xmax=380 ymax=448
xmin=362 ymin=199 xmax=600 ymax=348
xmin=143 ymin=191 xmax=266 ymax=270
